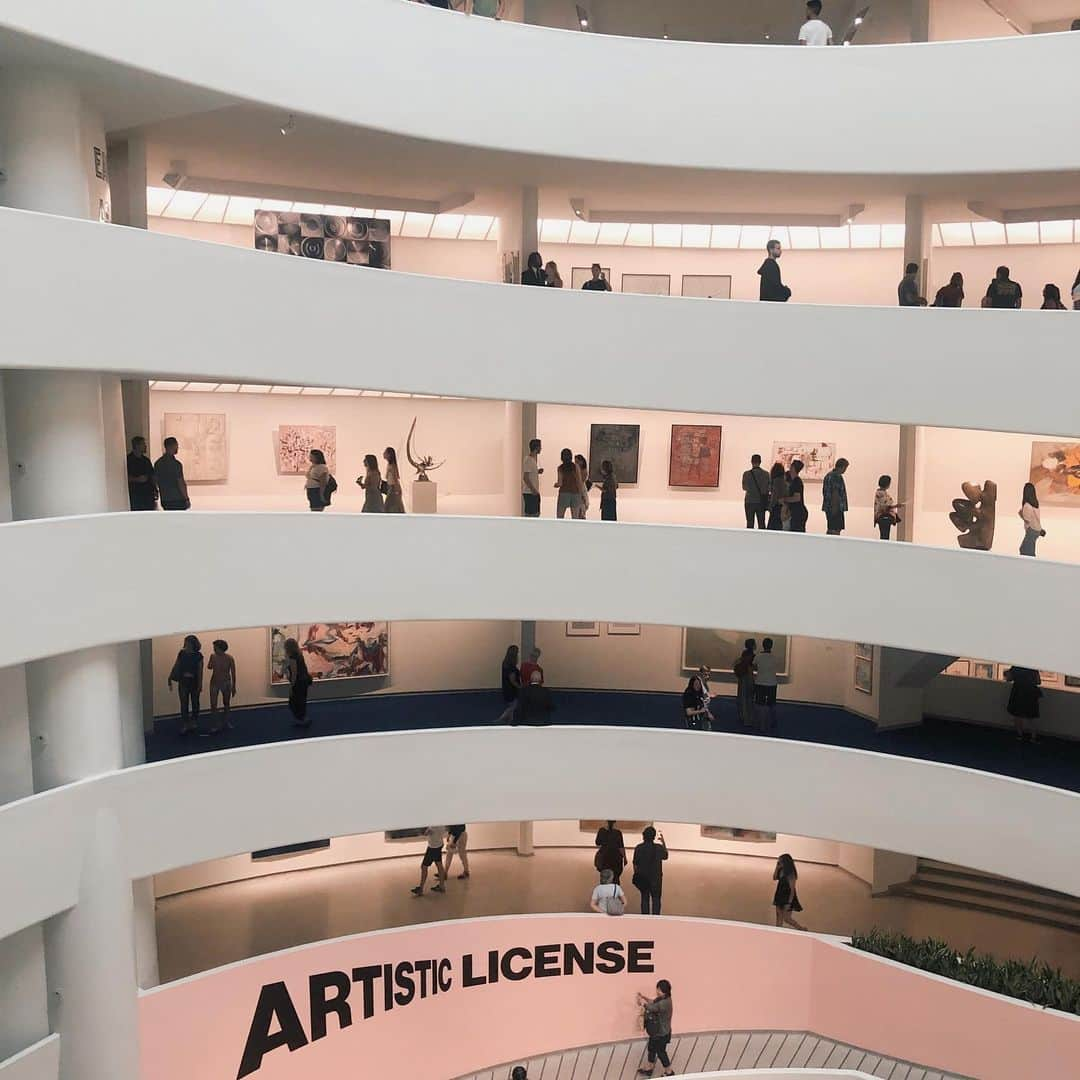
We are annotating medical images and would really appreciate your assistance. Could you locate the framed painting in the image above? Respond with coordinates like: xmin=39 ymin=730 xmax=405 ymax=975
xmin=255 ymin=211 xmax=391 ymax=269
xmin=566 ymin=621 xmax=600 ymax=637
xmin=621 ymin=273 xmax=671 ymax=296
xmin=668 ymin=424 xmax=722 ymax=488
xmin=270 ymin=622 xmax=389 ymax=685
xmin=701 ymin=826 xmax=777 ymax=843
xmin=606 ymin=622 xmax=641 ymax=635
xmin=854 ymin=655 xmax=873 ymax=694
xmin=855 ymin=642 xmax=874 ymax=661
xmin=682 ymin=628 xmax=789 ymax=676
xmin=571 ymin=266 xmax=612 ymax=290
xmin=580 ymin=820 xmax=651 ymax=834
xmin=971 ymin=661 xmax=996 ymax=680
xmin=588 ymin=423 xmax=640 ymax=484
xmin=770 ymin=441 xmax=836 ymax=482
xmin=1029 ymin=440 xmax=1080 ymax=506
xmin=1040 ymin=671 xmax=1060 ymax=685
xmin=252 ymin=839 xmax=329 ymax=860
xmin=1065 ymin=675 xmax=1080 ymax=688
xmin=681 ymin=275 xmax=733 ymax=300
xmin=161 ymin=413 xmax=227 ymax=482
xmin=943 ymin=659 xmax=971 ymax=677
xmin=276 ymin=424 xmax=337 ymax=474
xmin=384 ymin=828 xmax=429 ymax=842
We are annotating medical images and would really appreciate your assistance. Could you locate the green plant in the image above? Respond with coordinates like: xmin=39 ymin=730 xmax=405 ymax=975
xmin=850 ymin=928 xmax=1080 ymax=1016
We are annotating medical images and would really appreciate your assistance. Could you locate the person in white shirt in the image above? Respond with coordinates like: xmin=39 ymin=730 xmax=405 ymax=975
xmin=411 ymin=826 xmax=447 ymax=896
xmin=754 ymin=638 xmax=781 ymax=732
xmin=1019 ymin=483 xmax=1046 ymax=558
xmin=798 ymin=0 xmax=833 ymax=46
xmin=590 ymin=868 xmax=626 ymax=915
xmin=522 ymin=438 xmax=542 ymax=517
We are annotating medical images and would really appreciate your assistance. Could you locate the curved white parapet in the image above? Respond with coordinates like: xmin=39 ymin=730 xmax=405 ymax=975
xmin=0 ymin=1037 xmax=60 ymax=1080
xmin=4 ymin=210 xmax=1080 ymax=437
xmin=0 ymin=512 xmax=1076 ymax=674
xmin=4 ymin=727 xmax=1080 ymax=941
xmin=2 ymin=1 xmax=1080 ymax=175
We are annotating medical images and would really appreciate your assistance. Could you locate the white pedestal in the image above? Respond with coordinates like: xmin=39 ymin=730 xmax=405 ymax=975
xmin=411 ymin=480 xmax=438 ymax=514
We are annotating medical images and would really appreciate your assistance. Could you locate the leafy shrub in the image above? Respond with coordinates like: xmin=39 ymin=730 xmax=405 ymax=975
xmin=850 ymin=928 xmax=1080 ymax=1015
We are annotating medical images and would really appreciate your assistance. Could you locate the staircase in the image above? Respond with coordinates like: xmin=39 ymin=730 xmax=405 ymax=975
xmin=886 ymin=859 xmax=1080 ymax=933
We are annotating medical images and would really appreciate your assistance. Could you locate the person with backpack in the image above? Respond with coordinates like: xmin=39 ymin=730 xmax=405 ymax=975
xmin=283 ymin=637 xmax=313 ymax=729
xmin=590 ymin=868 xmax=626 ymax=915
xmin=983 ymin=265 xmax=1023 ymax=309
xmin=636 ymin=980 xmax=675 ymax=1076
xmin=304 ymin=449 xmax=331 ymax=511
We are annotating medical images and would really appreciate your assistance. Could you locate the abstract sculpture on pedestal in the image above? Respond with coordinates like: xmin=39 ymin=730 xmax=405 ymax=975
xmin=405 ymin=417 xmax=445 ymax=482
xmin=950 ymin=480 xmax=997 ymax=551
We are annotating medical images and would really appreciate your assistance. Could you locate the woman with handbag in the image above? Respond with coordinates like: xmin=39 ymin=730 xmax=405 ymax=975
xmin=636 ymin=980 xmax=674 ymax=1077
xmin=773 ymin=853 xmax=806 ymax=930
xmin=356 ymin=454 xmax=385 ymax=512
xmin=874 ymin=474 xmax=900 ymax=540
xmin=1019 ymin=482 xmax=1046 ymax=557
xmin=590 ymin=868 xmax=626 ymax=915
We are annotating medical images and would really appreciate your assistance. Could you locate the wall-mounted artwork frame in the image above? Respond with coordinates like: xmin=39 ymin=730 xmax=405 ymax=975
xmin=270 ymin=622 xmax=389 ymax=685
xmin=855 ymin=642 xmax=874 ymax=661
xmin=771 ymin=441 xmax=837 ymax=482
xmin=682 ymin=628 xmax=789 ymax=676
xmin=606 ymin=623 xmax=641 ymax=635
xmin=681 ymin=274 xmax=733 ymax=300
xmin=621 ymin=273 xmax=671 ymax=296
xmin=571 ymin=266 xmax=613 ymax=290
xmin=588 ymin=423 xmax=641 ymax=484
xmin=1029 ymin=440 xmax=1080 ymax=507
xmin=943 ymin=660 xmax=971 ymax=677
xmin=384 ymin=828 xmax=428 ymax=842
xmin=701 ymin=826 xmax=777 ymax=843
xmin=161 ymin=412 xmax=227 ymax=482
xmin=566 ymin=621 xmax=600 ymax=637
xmin=854 ymin=655 xmax=873 ymax=695
xmin=1064 ymin=675 xmax=1080 ymax=688
xmin=580 ymin=820 xmax=651 ymax=834
xmin=668 ymin=424 xmax=722 ymax=488
xmin=276 ymin=424 xmax=337 ymax=474
xmin=971 ymin=661 xmax=996 ymax=680
xmin=254 ymin=211 xmax=391 ymax=268
xmin=1040 ymin=671 xmax=1061 ymax=685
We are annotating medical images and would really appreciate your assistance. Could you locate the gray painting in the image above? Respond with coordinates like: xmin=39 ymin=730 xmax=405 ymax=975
xmin=588 ymin=423 xmax=640 ymax=484
xmin=682 ymin=628 xmax=789 ymax=676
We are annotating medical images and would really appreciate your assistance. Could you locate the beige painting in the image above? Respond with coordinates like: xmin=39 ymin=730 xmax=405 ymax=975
xmin=161 ymin=413 xmax=227 ymax=482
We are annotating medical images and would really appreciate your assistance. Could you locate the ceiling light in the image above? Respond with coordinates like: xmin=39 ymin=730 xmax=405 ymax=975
xmin=280 ymin=114 xmax=296 ymax=136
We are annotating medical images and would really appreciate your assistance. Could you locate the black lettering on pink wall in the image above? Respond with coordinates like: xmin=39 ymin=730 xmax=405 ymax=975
xmin=236 ymin=982 xmax=308 ymax=1079
xmin=309 ymin=971 xmax=352 ymax=1041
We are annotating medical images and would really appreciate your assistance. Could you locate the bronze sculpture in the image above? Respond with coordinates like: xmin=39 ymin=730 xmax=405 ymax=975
xmin=405 ymin=417 xmax=445 ymax=482
xmin=950 ymin=480 xmax=997 ymax=551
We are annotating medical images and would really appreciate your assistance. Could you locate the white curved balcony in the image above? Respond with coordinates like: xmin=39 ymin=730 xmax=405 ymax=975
xmin=1 ymin=2 xmax=1079 ymax=175
xmin=0 ymin=512 xmax=1076 ymax=674
xmin=4 ymin=208 xmax=1080 ymax=437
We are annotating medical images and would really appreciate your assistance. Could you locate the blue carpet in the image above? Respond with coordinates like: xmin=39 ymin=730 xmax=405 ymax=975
xmin=145 ymin=689 xmax=1080 ymax=794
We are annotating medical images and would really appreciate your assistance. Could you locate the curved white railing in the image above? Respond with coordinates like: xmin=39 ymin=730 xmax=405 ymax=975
xmin=0 ymin=1036 xmax=59 ymax=1080
xmin=4 ymin=727 xmax=1079 ymax=942
xmin=0 ymin=512 xmax=1076 ymax=674
xmin=2 ymin=2 xmax=1079 ymax=174
xmin=3 ymin=210 xmax=1080 ymax=437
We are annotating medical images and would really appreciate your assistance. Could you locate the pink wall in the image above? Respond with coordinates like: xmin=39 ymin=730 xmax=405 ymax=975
xmin=139 ymin=915 xmax=1080 ymax=1080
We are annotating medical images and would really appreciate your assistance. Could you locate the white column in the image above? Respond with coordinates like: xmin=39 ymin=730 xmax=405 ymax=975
xmin=107 ymin=135 xmax=148 ymax=230
xmin=495 ymin=185 xmax=539 ymax=283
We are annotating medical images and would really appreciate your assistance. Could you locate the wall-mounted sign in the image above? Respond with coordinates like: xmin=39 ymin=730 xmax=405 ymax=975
xmin=93 ymin=146 xmax=108 ymax=181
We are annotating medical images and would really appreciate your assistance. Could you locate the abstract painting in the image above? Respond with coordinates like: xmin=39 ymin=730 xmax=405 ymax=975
xmin=854 ymin=655 xmax=873 ymax=695
xmin=1029 ymin=441 xmax=1080 ymax=506
xmin=276 ymin=425 xmax=337 ymax=474
xmin=682 ymin=628 xmax=789 ymax=676
xmin=669 ymin=425 xmax=722 ymax=488
xmin=606 ymin=623 xmax=641 ymax=635
xmin=270 ymin=622 xmax=389 ymax=685
xmin=681 ymin=275 xmax=733 ymax=300
xmin=254 ymin=211 xmax=391 ymax=269
xmin=566 ymin=621 xmax=600 ymax=637
xmin=161 ymin=413 xmax=227 ymax=482
xmin=771 ymin=441 xmax=837 ymax=482
xmin=701 ymin=826 xmax=777 ymax=843
xmin=971 ymin=661 xmax=996 ymax=680
xmin=589 ymin=424 xmax=640 ymax=484
xmin=621 ymin=273 xmax=671 ymax=296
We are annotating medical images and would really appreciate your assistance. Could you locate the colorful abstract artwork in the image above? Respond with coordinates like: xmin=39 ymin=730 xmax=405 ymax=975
xmin=1030 ymin=441 xmax=1080 ymax=506
xmin=668 ymin=424 xmax=722 ymax=488
xmin=276 ymin=425 xmax=337 ymax=474
xmin=771 ymin=441 xmax=836 ymax=482
xmin=270 ymin=622 xmax=389 ymax=684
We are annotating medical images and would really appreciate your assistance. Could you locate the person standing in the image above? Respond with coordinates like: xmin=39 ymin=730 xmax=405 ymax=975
xmin=599 ymin=459 xmax=618 ymax=521
xmin=283 ymin=636 xmax=312 ymax=729
xmin=767 ymin=462 xmax=787 ymax=530
xmin=357 ymin=454 xmax=385 ymax=512
xmin=520 ymin=647 xmax=544 ymax=687
xmin=497 ymin=644 xmax=521 ymax=723
xmin=582 ymin=263 xmax=612 ymax=292
xmin=168 ymin=635 xmax=204 ymax=735
xmin=754 ymin=638 xmax=780 ymax=732
xmin=126 ymin=436 xmax=157 ymax=511
xmin=544 ymin=261 xmax=563 ymax=288
xmin=304 ymin=449 xmax=330 ymax=511
xmin=757 ymin=240 xmax=791 ymax=302
xmin=1041 ymin=283 xmax=1067 ymax=310
xmin=734 ymin=639 xmax=757 ymax=729
xmin=206 ymin=638 xmax=237 ymax=734
xmin=465 ymin=0 xmax=505 ymax=18
xmin=798 ymin=0 xmax=833 ymax=45
xmin=742 ymin=454 xmax=770 ymax=528
xmin=897 ymin=263 xmax=926 ymax=306
xmin=984 ymin=265 xmax=1022 ymax=309
xmin=383 ymin=447 xmax=405 ymax=512
xmin=773 ymin=853 xmax=807 ymax=930
xmin=932 ymin=272 xmax=965 ymax=308
xmin=444 ymin=824 xmax=470 ymax=880
xmin=521 ymin=252 xmax=547 ymax=286
xmin=1003 ymin=666 xmax=1042 ymax=742
xmin=1072 ymin=269 xmax=1080 ymax=310
xmin=516 ymin=670 xmax=556 ymax=724
xmin=594 ymin=820 xmax=627 ymax=884
xmin=874 ymin=474 xmax=899 ymax=540
xmin=154 ymin=437 xmax=190 ymax=511
xmin=522 ymin=437 xmax=543 ymax=517
xmin=1019 ymin=482 xmax=1046 ymax=557
xmin=636 ymin=980 xmax=675 ymax=1077
xmin=682 ymin=675 xmax=710 ymax=731
xmin=783 ymin=460 xmax=808 ymax=532
xmin=555 ymin=448 xmax=585 ymax=519
xmin=822 ymin=457 xmax=849 ymax=535
xmin=574 ymin=454 xmax=592 ymax=519
xmin=697 ymin=665 xmax=719 ymax=728
xmin=590 ymin=868 xmax=626 ymax=915
xmin=411 ymin=825 xmax=448 ymax=895
xmin=632 ymin=826 xmax=668 ymax=915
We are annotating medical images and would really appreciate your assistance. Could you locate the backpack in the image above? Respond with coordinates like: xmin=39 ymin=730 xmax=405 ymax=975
xmin=323 ymin=474 xmax=338 ymax=504
xmin=602 ymin=884 xmax=624 ymax=917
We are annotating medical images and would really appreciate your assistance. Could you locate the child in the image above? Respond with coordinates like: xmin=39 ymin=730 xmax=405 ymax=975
xmin=206 ymin=639 xmax=237 ymax=734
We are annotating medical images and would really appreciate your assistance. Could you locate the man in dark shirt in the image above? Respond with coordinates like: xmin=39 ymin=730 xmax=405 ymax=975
xmin=757 ymin=240 xmax=791 ymax=302
xmin=515 ymin=671 xmax=555 ymax=725
xmin=741 ymin=453 xmax=770 ymax=529
xmin=985 ymin=265 xmax=1022 ymax=309
xmin=153 ymin=437 xmax=190 ymax=511
xmin=632 ymin=826 xmax=668 ymax=915
xmin=581 ymin=263 xmax=612 ymax=292
xmin=126 ymin=436 xmax=157 ymax=511
xmin=785 ymin=459 xmax=808 ymax=533
xmin=897 ymin=262 xmax=926 ymax=306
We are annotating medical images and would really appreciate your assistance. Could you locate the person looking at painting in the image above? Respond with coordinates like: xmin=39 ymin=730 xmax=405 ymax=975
xmin=1003 ymin=666 xmax=1041 ymax=742
xmin=498 ymin=644 xmax=521 ymax=723
xmin=383 ymin=447 xmax=405 ymax=513
xmin=984 ymin=265 xmax=1022 ymax=309
xmin=733 ymin=639 xmax=757 ymax=729
xmin=305 ymin=449 xmax=330 ymax=511
xmin=822 ymin=457 xmax=849 ymax=536
xmin=521 ymin=251 xmax=547 ymax=286
xmin=874 ymin=475 xmax=899 ymax=540
xmin=594 ymin=820 xmax=627 ymax=884
xmin=757 ymin=240 xmax=791 ymax=302
xmin=782 ymin=460 xmax=808 ymax=532
xmin=126 ymin=436 xmax=157 ymax=511
xmin=1019 ymin=482 xmax=1045 ymax=557
xmin=754 ymin=638 xmax=780 ymax=732
xmin=522 ymin=438 xmax=543 ymax=517
xmin=555 ymin=448 xmax=585 ymax=518
xmin=632 ymin=827 xmax=668 ymax=915
xmin=599 ymin=459 xmax=618 ymax=521
xmin=582 ymin=263 xmax=612 ymax=292
xmin=767 ymin=462 xmax=787 ymax=530
xmin=574 ymin=454 xmax=592 ymax=518
xmin=357 ymin=454 xmax=385 ymax=512
xmin=283 ymin=636 xmax=312 ymax=729
xmin=168 ymin=635 xmax=203 ymax=735
xmin=206 ymin=639 xmax=237 ymax=734
xmin=154 ymin=437 xmax=190 ymax=511
xmin=742 ymin=454 xmax=770 ymax=528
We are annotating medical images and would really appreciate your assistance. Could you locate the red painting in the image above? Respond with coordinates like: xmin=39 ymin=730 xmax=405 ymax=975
xmin=668 ymin=424 xmax=722 ymax=488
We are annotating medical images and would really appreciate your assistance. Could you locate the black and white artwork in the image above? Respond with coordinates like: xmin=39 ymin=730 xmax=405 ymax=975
xmin=254 ymin=211 xmax=391 ymax=268
xmin=589 ymin=423 xmax=641 ymax=484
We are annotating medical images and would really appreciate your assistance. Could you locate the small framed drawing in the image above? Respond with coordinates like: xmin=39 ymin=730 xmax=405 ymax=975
xmin=854 ymin=655 xmax=873 ymax=694
xmin=566 ymin=621 xmax=600 ymax=637
xmin=855 ymin=642 xmax=873 ymax=661
xmin=971 ymin=661 xmax=996 ymax=680
xmin=944 ymin=660 xmax=971 ymax=677
xmin=701 ymin=825 xmax=776 ymax=843
xmin=1064 ymin=675 xmax=1080 ymax=688
xmin=606 ymin=622 xmax=641 ymax=635
xmin=1040 ymin=671 xmax=1060 ymax=685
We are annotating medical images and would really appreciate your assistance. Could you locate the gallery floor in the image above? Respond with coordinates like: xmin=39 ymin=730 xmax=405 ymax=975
xmin=154 ymin=847 xmax=1080 ymax=984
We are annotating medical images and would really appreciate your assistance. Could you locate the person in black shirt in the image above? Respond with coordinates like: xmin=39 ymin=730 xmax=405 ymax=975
xmin=126 ymin=436 xmax=157 ymax=511
xmin=154 ymin=437 xmax=190 ymax=511
xmin=897 ymin=263 xmax=926 ymax=306
xmin=168 ymin=634 xmax=204 ymax=735
xmin=497 ymin=644 xmax=521 ymax=723
xmin=984 ymin=265 xmax=1022 ymax=309
xmin=521 ymin=252 xmax=548 ymax=287
xmin=581 ymin=263 xmax=612 ymax=292
xmin=632 ymin=826 xmax=668 ymax=915
xmin=681 ymin=676 xmax=710 ymax=730
xmin=757 ymin=240 xmax=791 ymax=302
xmin=284 ymin=637 xmax=313 ymax=729
xmin=783 ymin=459 xmax=808 ymax=532
xmin=516 ymin=671 xmax=555 ymax=725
